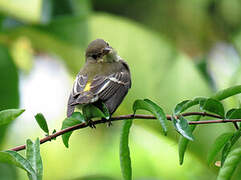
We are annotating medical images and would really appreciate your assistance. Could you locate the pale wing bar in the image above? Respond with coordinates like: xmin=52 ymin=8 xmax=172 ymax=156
xmin=72 ymin=74 xmax=88 ymax=96
xmin=90 ymin=72 xmax=130 ymax=100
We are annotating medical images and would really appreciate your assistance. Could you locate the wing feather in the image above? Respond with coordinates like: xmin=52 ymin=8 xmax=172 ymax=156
xmin=90 ymin=71 xmax=130 ymax=101
xmin=72 ymin=74 xmax=88 ymax=96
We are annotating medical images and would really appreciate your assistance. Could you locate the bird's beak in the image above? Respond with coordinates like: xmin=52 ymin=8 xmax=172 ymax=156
xmin=103 ymin=47 xmax=112 ymax=55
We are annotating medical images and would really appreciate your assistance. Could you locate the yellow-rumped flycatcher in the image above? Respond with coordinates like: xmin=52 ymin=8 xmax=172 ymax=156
xmin=67 ymin=39 xmax=131 ymax=121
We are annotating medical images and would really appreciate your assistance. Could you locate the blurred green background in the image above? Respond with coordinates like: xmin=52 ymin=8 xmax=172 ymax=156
xmin=0 ymin=0 xmax=241 ymax=179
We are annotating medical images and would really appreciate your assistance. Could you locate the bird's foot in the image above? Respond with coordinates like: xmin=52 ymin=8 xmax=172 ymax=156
xmin=107 ymin=120 xmax=113 ymax=127
xmin=101 ymin=118 xmax=113 ymax=127
xmin=88 ymin=120 xmax=96 ymax=129
xmin=106 ymin=118 xmax=113 ymax=127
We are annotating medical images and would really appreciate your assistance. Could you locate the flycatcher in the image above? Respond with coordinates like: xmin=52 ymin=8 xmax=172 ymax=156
xmin=67 ymin=39 xmax=131 ymax=124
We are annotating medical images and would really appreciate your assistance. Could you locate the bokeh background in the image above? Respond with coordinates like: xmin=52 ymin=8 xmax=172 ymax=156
xmin=0 ymin=0 xmax=241 ymax=179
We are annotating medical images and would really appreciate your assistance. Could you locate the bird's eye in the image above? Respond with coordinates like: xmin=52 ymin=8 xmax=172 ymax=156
xmin=92 ymin=54 xmax=97 ymax=59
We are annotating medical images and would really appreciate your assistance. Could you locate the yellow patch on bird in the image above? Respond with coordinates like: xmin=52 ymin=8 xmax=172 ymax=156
xmin=84 ymin=82 xmax=91 ymax=92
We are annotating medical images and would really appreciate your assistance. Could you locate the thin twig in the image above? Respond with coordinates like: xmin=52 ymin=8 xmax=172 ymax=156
xmin=8 ymin=112 xmax=240 ymax=152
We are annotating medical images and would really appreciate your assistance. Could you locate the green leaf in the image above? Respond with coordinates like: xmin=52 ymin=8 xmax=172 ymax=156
xmin=26 ymin=139 xmax=43 ymax=180
xmin=174 ymin=97 xmax=207 ymax=114
xmin=34 ymin=113 xmax=49 ymax=134
xmin=0 ymin=151 xmax=36 ymax=179
xmin=178 ymin=115 xmax=201 ymax=165
xmin=212 ymin=85 xmax=241 ymax=101
xmin=174 ymin=100 xmax=191 ymax=115
xmin=133 ymin=99 xmax=167 ymax=135
xmin=217 ymin=147 xmax=241 ymax=180
xmin=172 ymin=116 xmax=194 ymax=141
xmin=52 ymin=129 xmax=57 ymax=140
xmin=0 ymin=109 xmax=25 ymax=126
xmin=99 ymin=103 xmax=110 ymax=120
xmin=225 ymin=109 xmax=236 ymax=119
xmin=226 ymin=108 xmax=241 ymax=119
xmin=120 ymin=120 xmax=132 ymax=180
xmin=221 ymin=129 xmax=241 ymax=166
xmin=82 ymin=103 xmax=110 ymax=121
xmin=61 ymin=112 xmax=85 ymax=148
xmin=0 ymin=45 xmax=20 ymax=148
xmin=200 ymin=98 xmax=225 ymax=117
xmin=207 ymin=133 xmax=233 ymax=165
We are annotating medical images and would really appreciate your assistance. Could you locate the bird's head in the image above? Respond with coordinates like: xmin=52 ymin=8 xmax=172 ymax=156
xmin=85 ymin=39 xmax=119 ymax=63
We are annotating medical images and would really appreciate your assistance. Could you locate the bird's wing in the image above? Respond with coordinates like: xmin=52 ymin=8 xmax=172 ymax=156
xmin=69 ymin=71 xmax=130 ymax=105
xmin=67 ymin=74 xmax=88 ymax=106
xmin=90 ymin=71 xmax=131 ymax=101
xmin=72 ymin=74 xmax=88 ymax=96
xmin=67 ymin=74 xmax=88 ymax=117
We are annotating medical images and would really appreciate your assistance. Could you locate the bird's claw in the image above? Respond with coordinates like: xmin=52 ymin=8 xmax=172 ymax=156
xmin=101 ymin=118 xmax=113 ymax=127
xmin=88 ymin=120 xmax=96 ymax=129
xmin=107 ymin=120 xmax=113 ymax=127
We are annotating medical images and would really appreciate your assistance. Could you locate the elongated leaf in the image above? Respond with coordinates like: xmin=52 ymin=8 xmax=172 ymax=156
xmin=178 ymin=125 xmax=196 ymax=165
xmin=207 ymin=133 xmax=233 ymax=165
xmin=26 ymin=139 xmax=43 ymax=180
xmin=0 ymin=151 xmax=36 ymax=179
xmin=212 ymin=85 xmax=241 ymax=101
xmin=82 ymin=104 xmax=110 ymax=121
xmin=99 ymin=103 xmax=110 ymax=120
xmin=217 ymin=147 xmax=241 ymax=180
xmin=221 ymin=143 xmax=231 ymax=167
xmin=120 ymin=120 xmax=132 ymax=180
xmin=175 ymin=97 xmax=207 ymax=114
xmin=133 ymin=99 xmax=167 ymax=135
xmin=0 ymin=109 xmax=25 ymax=126
xmin=174 ymin=100 xmax=190 ymax=115
xmin=221 ymin=129 xmax=241 ymax=165
xmin=0 ymin=45 xmax=20 ymax=148
xmin=172 ymin=116 xmax=194 ymax=141
xmin=174 ymin=96 xmax=207 ymax=162
xmin=225 ymin=109 xmax=236 ymax=119
xmin=200 ymin=98 xmax=225 ymax=117
xmin=226 ymin=109 xmax=241 ymax=119
xmin=61 ymin=112 xmax=85 ymax=148
xmin=34 ymin=113 xmax=49 ymax=134
xmin=226 ymin=109 xmax=241 ymax=129
xmin=178 ymin=115 xmax=201 ymax=165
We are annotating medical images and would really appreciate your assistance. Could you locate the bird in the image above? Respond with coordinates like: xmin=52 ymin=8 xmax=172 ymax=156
xmin=67 ymin=39 xmax=131 ymax=126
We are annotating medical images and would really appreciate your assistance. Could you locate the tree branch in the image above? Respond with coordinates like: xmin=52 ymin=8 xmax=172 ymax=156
xmin=8 ymin=112 xmax=240 ymax=152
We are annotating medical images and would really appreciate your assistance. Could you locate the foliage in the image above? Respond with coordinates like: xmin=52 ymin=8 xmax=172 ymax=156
xmin=120 ymin=120 xmax=132 ymax=180
xmin=0 ymin=139 xmax=42 ymax=180
xmin=34 ymin=113 xmax=49 ymax=135
xmin=61 ymin=112 xmax=85 ymax=148
xmin=133 ymin=99 xmax=167 ymax=135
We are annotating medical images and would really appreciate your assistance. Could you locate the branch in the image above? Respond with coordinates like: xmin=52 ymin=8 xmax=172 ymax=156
xmin=8 ymin=112 xmax=240 ymax=152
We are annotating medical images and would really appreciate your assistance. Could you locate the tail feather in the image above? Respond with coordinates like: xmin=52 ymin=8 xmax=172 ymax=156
xmin=67 ymin=105 xmax=75 ymax=117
